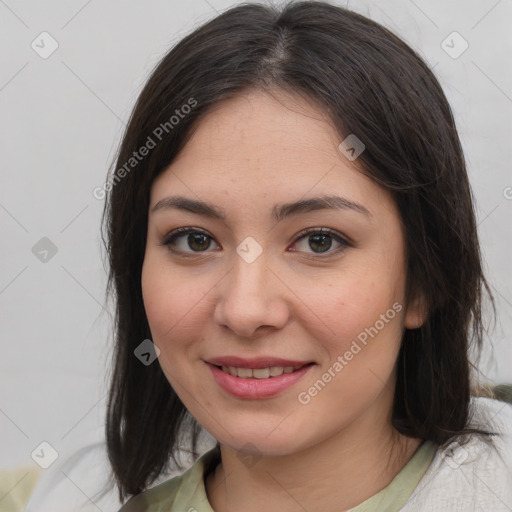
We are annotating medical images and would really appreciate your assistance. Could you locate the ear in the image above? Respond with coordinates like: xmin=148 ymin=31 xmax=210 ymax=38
xmin=404 ymin=292 xmax=428 ymax=330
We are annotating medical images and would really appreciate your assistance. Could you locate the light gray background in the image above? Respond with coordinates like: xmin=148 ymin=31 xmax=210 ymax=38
xmin=0 ymin=0 xmax=511 ymax=506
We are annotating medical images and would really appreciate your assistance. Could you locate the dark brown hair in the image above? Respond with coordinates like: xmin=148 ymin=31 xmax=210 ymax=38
xmin=99 ymin=0 xmax=497 ymax=503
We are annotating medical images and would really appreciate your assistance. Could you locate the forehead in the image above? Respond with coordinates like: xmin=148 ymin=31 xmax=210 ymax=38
xmin=177 ymin=89 xmax=339 ymax=163
xmin=150 ymin=89 xmax=397 ymax=222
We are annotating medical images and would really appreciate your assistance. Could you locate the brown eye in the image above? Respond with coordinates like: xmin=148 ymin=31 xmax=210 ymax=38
xmin=185 ymin=233 xmax=211 ymax=251
xmin=161 ymin=228 xmax=220 ymax=254
xmin=307 ymin=233 xmax=333 ymax=253
xmin=291 ymin=228 xmax=351 ymax=256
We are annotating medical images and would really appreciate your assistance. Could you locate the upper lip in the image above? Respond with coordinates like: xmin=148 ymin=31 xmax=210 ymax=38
xmin=206 ymin=356 xmax=313 ymax=369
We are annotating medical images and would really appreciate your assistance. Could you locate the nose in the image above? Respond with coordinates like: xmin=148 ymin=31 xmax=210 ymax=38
xmin=212 ymin=248 xmax=290 ymax=338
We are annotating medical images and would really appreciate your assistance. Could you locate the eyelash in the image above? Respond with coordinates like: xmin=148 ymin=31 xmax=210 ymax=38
xmin=159 ymin=227 xmax=352 ymax=258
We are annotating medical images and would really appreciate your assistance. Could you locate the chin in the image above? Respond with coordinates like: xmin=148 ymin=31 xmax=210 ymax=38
xmin=214 ymin=428 xmax=311 ymax=458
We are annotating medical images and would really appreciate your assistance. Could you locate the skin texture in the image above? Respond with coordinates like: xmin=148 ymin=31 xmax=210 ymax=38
xmin=141 ymin=88 xmax=426 ymax=512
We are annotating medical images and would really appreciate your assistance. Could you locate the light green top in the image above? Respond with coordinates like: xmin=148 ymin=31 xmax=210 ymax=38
xmin=0 ymin=466 xmax=43 ymax=512
xmin=118 ymin=440 xmax=437 ymax=512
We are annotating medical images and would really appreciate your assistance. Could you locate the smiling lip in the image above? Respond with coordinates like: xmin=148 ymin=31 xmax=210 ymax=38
xmin=206 ymin=356 xmax=312 ymax=368
xmin=206 ymin=360 xmax=315 ymax=399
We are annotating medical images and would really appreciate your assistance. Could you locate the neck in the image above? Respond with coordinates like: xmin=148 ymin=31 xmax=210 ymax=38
xmin=205 ymin=414 xmax=422 ymax=512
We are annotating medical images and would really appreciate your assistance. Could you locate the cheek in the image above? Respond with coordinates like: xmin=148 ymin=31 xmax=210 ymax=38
xmin=141 ymin=260 xmax=170 ymax=337
xmin=298 ymin=279 xmax=404 ymax=415
xmin=297 ymin=278 xmax=406 ymax=404
xmin=141 ymin=259 xmax=211 ymax=391
xmin=141 ymin=257 xmax=205 ymax=345
xmin=140 ymin=248 xmax=205 ymax=402
xmin=305 ymin=274 xmax=403 ymax=346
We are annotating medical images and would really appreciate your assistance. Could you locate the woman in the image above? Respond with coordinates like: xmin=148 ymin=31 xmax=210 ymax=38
xmin=100 ymin=1 xmax=512 ymax=510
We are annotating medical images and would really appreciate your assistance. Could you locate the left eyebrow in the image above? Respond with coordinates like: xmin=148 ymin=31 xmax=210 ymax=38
xmin=272 ymin=195 xmax=373 ymax=222
xmin=150 ymin=194 xmax=373 ymax=222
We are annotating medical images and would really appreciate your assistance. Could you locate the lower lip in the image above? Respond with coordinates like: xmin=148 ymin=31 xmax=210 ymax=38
xmin=206 ymin=362 xmax=315 ymax=399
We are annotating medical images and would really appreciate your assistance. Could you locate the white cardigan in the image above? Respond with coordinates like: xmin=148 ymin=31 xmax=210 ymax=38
xmin=401 ymin=397 xmax=512 ymax=511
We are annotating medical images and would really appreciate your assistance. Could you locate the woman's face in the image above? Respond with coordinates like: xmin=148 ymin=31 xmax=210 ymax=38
xmin=141 ymin=89 xmax=424 ymax=455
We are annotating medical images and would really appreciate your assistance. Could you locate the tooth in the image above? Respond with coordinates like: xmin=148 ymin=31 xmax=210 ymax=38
xmin=270 ymin=366 xmax=284 ymax=376
xmin=237 ymin=367 xmax=253 ymax=378
xmin=220 ymin=365 xmax=305 ymax=378
xmin=252 ymin=367 xmax=270 ymax=379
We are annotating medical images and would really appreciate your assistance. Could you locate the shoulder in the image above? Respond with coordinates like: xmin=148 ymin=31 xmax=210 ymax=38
xmin=118 ymin=445 xmax=220 ymax=512
xmin=117 ymin=473 xmax=185 ymax=512
xmin=469 ymin=395 xmax=512 ymax=433
xmin=401 ymin=397 xmax=512 ymax=511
